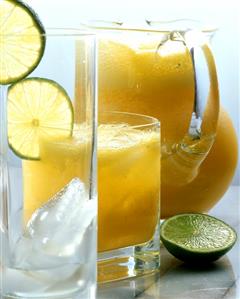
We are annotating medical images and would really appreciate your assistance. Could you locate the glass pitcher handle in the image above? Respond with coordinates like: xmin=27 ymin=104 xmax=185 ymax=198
xmin=162 ymin=30 xmax=219 ymax=185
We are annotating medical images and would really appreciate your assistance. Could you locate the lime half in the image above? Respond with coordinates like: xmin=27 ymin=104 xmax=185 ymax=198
xmin=161 ymin=213 xmax=237 ymax=263
xmin=0 ymin=0 xmax=45 ymax=84
xmin=8 ymin=78 xmax=74 ymax=160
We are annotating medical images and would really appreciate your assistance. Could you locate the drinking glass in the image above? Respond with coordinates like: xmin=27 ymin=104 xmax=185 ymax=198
xmin=97 ymin=111 xmax=160 ymax=283
xmin=0 ymin=30 xmax=97 ymax=298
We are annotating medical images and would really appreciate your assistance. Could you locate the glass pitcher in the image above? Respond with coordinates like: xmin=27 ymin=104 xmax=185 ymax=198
xmin=81 ymin=19 xmax=226 ymax=282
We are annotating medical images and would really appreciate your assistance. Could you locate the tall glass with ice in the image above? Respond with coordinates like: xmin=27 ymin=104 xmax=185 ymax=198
xmin=0 ymin=28 xmax=97 ymax=298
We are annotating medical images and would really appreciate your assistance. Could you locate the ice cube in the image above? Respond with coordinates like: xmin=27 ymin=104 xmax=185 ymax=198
xmin=27 ymin=178 xmax=86 ymax=238
xmin=13 ymin=178 xmax=96 ymax=270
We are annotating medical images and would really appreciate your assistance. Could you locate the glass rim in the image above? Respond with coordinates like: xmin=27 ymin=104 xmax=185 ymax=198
xmin=0 ymin=28 xmax=96 ymax=37
xmin=45 ymin=28 xmax=96 ymax=37
xmin=99 ymin=110 xmax=160 ymax=129
xmin=80 ymin=19 xmax=218 ymax=34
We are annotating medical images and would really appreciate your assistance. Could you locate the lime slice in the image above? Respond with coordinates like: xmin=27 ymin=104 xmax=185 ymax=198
xmin=0 ymin=0 xmax=45 ymax=84
xmin=161 ymin=213 xmax=237 ymax=263
xmin=8 ymin=77 xmax=74 ymax=160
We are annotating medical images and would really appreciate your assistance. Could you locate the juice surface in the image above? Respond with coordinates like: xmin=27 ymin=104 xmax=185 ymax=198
xmin=23 ymin=124 xmax=160 ymax=252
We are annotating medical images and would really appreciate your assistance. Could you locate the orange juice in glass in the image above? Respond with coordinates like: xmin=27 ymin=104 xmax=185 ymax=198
xmin=98 ymin=112 xmax=160 ymax=253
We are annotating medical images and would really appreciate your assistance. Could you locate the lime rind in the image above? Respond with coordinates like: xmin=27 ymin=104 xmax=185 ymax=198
xmin=0 ymin=0 xmax=46 ymax=84
xmin=160 ymin=213 xmax=237 ymax=263
xmin=7 ymin=77 xmax=74 ymax=160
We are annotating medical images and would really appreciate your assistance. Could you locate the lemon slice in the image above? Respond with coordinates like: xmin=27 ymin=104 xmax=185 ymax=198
xmin=0 ymin=0 xmax=45 ymax=84
xmin=8 ymin=78 xmax=74 ymax=160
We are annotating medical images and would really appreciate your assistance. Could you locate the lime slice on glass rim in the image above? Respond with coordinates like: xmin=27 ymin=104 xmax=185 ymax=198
xmin=160 ymin=213 xmax=237 ymax=263
xmin=8 ymin=78 xmax=74 ymax=160
xmin=0 ymin=0 xmax=45 ymax=84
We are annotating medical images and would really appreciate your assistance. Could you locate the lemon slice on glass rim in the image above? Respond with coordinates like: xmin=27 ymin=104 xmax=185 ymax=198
xmin=8 ymin=78 xmax=74 ymax=160
xmin=0 ymin=0 xmax=46 ymax=84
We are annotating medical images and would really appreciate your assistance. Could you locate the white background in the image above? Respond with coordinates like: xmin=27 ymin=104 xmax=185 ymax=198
xmin=26 ymin=0 xmax=240 ymax=185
